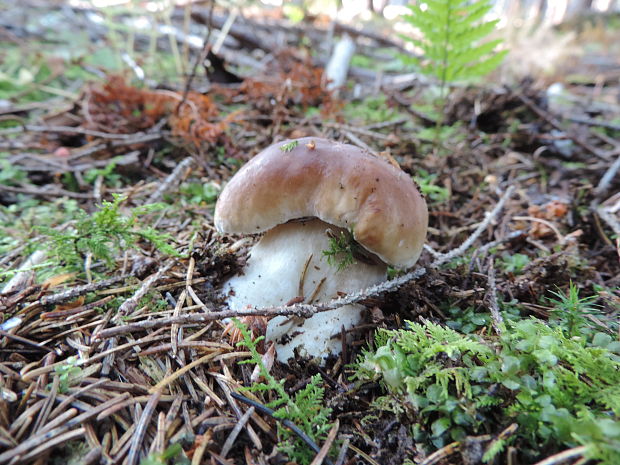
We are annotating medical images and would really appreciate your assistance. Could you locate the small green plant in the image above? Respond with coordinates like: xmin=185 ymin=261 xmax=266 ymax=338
xmin=280 ymin=140 xmax=299 ymax=152
xmin=413 ymin=169 xmax=450 ymax=203
xmin=445 ymin=305 xmax=490 ymax=333
xmin=54 ymin=356 xmax=83 ymax=393
xmin=342 ymin=95 xmax=406 ymax=125
xmin=139 ymin=290 xmax=169 ymax=313
xmin=355 ymin=318 xmax=620 ymax=463
xmin=37 ymin=194 xmax=181 ymax=269
xmin=140 ymin=443 xmax=187 ymax=465
xmin=179 ymin=181 xmax=219 ymax=205
xmin=499 ymin=253 xmax=530 ymax=274
xmin=83 ymin=160 xmax=123 ymax=187
xmin=322 ymin=230 xmax=356 ymax=271
xmin=547 ymin=282 xmax=604 ymax=339
xmin=233 ymin=319 xmax=333 ymax=465
xmin=400 ymin=0 xmax=508 ymax=146
xmin=401 ymin=0 xmax=508 ymax=101
xmin=0 ymin=158 xmax=28 ymax=186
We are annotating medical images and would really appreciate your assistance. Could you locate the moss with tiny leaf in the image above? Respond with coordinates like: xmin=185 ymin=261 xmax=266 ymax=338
xmin=355 ymin=317 xmax=620 ymax=463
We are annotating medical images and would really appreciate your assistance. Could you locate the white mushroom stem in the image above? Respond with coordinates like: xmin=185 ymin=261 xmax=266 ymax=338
xmin=222 ymin=219 xmax=386 ymax=362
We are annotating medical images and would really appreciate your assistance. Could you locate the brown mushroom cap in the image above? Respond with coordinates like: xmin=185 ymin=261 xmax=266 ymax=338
xmin=214 ymin=137 xmax=428 ymax=269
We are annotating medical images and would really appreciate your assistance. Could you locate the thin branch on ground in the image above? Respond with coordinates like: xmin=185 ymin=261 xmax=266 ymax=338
xmin=147 ymin=157 xmax=194 ymax=203
xmin=0 ymin=124 xmax=155 ymax=140
xmin=36 ymin=275 xmax=129 ymax=307
xmin=0 ymin=184 xmax=96 ymax=199
xmin=114 ymin=260 xmax=175 ymax=320
xmin=97 ymin=187 xmax=514 ymax=339
xmin=177 ymin=0 xmax=215 ymax=114
xmin=430 ymin=186 xmax=515 ymax=267
xmin=486 ymin=258 xmax=503 ymax=335
xmin=594 ymin=149 xmax=620 ymax=198
xmin=67 ymin=134 xmax=164 ymax=161
xmin=531 ymin=446 xmax=588 ymax=465
xmin=419 ymin=441 xmax=460 ymax=465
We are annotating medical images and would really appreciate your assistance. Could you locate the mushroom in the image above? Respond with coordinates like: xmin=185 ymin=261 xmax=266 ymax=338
xmin=214 ymin=137 xmax=428 ymax=362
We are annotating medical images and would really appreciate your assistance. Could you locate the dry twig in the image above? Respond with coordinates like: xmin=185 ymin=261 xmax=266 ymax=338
xmin=531 ymin=446 xmax=588 ymax=465
xmin=486 ymin=259 xmax=504 ymax=335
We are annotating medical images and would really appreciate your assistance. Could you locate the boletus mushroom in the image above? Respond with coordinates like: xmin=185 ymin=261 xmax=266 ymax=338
xmin=214 ymin=137 xmax=428 ymax=362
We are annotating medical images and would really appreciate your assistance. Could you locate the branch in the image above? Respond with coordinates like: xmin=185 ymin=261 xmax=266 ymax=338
xmin=96 ymin=188 xmax=514 ymax=339
xmin=431 ymin=186 xmax=515 ymax=267
xmin=147 ymin=157 xmax=194 ymax=203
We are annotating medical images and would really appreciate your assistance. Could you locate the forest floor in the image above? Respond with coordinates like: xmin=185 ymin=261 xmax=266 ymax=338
xmin=1 ymin=2 xmax=619 ymax=465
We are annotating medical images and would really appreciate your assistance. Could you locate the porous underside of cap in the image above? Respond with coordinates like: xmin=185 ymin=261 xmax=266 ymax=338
xmin=214 ymin=137 xmax=428 ymax=268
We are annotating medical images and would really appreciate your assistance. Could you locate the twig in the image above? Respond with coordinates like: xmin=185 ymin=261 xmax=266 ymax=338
xmin=346 ymin=444 xmax=381 ymax=465
xmin=512 ymin=215 xmax=565 ymax=245
xmin=97 ymin=188 xmax=513 ymax=338
xmin=95 ymin=267 xmax=427 ymax=339
xmin=212 ymin=8 xmax=238 ymax=54
xmin=472 ymin=230 xmax=525 ymax=258
xmin=231 ymin=392 xmax=335 ymax=465
xmin=1 ymin=250 xmax=47 ymax=295
xmin=38 ymin=275 xmax=129 ymax=307
xmin=486 ymin=259 xmax=503 ymax=335
xmin=594 ymin=149 xmax=620 ymax=197
xmin=390 ymin=92 xmax=437 ymax=126
xmin=431 ymin=186 xmax=515 ymax=267
xmin=567 ymin=115 xmax=620 ymax=132
xmin=423 ymin=244 xmax=442 ymax=259
xmin=324 ymin=122 xmax=390 ymax=140
xmin=596 ymin=205 xmax=620 ymax=260
xmin=0 ymin=124 xmax=154 ymax=140
xmin=419 ymin=441 xmax=460 ymax=465
xmin=325 ymin=34 xmax=356 ymax=90
xmin=334 ymin=436 xmax=350 ymax=465
xmin=531 ymin=446 xmax=588 ymax=465
xmin=343 ymin=131 xmax=377 ymax=155
xmin=115 ymin=261 xmax=175 ymax=320
xmin=147 ymin=157 xmax=194 ymax=203
xmin=0 ymin=329 xmax=55 ymax=353
xmin=177 ymin=0 xmax=215 ymax=114
xmin=41 ymin=296 xmax=115 ymax=320
xmin=67 ymin=133 xmax=163 ymax=161
xmin=0 ymin=184 xmax=95 ymax=200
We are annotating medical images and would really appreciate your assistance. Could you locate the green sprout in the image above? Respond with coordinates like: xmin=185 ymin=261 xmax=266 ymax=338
xmin=280 ymin=140 xmax=299 ymax=152
xmin=322 ymin=230 xmax=356 ymax=271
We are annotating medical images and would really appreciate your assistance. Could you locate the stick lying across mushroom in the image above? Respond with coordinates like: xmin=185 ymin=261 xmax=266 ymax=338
xmin=214 ymin=137 xmax=428 ymax=362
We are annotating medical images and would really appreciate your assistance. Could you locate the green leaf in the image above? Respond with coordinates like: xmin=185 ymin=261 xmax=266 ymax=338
xmin=501 ymin=355 xmax=521 ymax=375
xmin=592 ymin=332 xmax=613 ymax=348
xmin=431 ymin=417 xmax=451 ymax=437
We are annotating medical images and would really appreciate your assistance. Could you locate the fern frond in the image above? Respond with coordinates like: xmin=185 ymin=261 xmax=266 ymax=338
xmin=483 ymin=438 xmax=507 ymax=463
xmin=401 ymin=0 xmax=506 ymax=89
